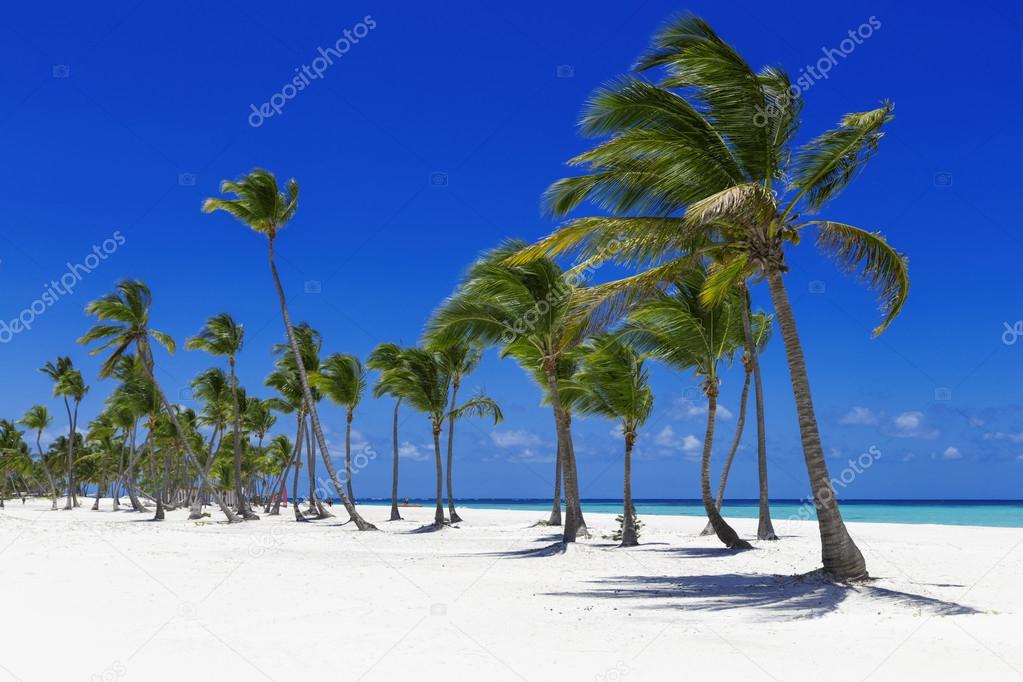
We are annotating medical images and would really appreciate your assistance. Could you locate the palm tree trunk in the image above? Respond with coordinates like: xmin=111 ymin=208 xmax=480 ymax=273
xmin=306 ymin=419 xmax=333 ymax=519
xmin=189 ymin=426 xmax=221 ymax=520
xmin=230 ymin=357 xmax=258 ymax=520
xmin=742 ymin=289 xmax=778 ymax=540
xmin=700 ymin=368 xmax=750 ymax=536
xmin=126 ymin=424 xmax=147 ymax=512
xmin=543 ymin=366 xmax=586 ymax=543
xmin=700 ymin=381 xmax=751 ymax=549
xmin=71 ymin=400 xmax=82 ymax=507
xmin=547 ymin=435 xmax=562 ymax=526
xmin=292 ymin=421 xmax=307 ymax=523
xmin=92 ymin=478 xmax=103 ymax=510
xmin=267 ymin=237 xmax=374 ymax=530
xmin=35 ymin=434 xmax=59 ymax=510
xmin=432 ymin=423 xmax=445 ymax=528
xmin=63 ymin=398 xmax=74 ymax=510
xmin=445 ymin=377 xmax=462 ymax=523
xmin=272 ymin=415 xmax=304 ymax=515
xmin=345 ymin=409 xmax=355 ymax=502
xmin=620 ymin=429 xmax=638 ymax=547
xmin=140 ymin=345 xmax=241 ymax=524
xmin=765 ymin=268 xmax=865 ymax=579
xmin=389 ymin=399 xmax=402 ymax=521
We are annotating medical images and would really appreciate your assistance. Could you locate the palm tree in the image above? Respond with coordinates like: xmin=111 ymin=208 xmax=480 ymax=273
xmin=0 ymin=421 xmax=33 ymax=507
xmin=202 ymin=169 xmax=373 ymax=530
xmin=426 ymin=241 xmax=593 ymax=543
xmin=429 ymin=339 xmax=483 ymax=523
xmin=272 ymin=324 xmax=332 ymax=519
xmin=315 ymin=353 xmax=366 ymax=503
xmin=265 ymin=361 xmax=312 ymax=521
xmin=510 ymin=16 xmax=907 ymax=579
xmin=19 ymin=405 xmax=59 ymax=510
xmin=367 ymin=342 xmax=410 ymax=521
xmin=106 ymin=355 xmax=150 ymax=512
xmin=40 ymin=358 xmax=88 ymax=510
xmin=188 ymin=367 xmax=233 ymax=518
xmin=186 ymin=313 xmax=258 ymax=519
xmin=564 ymin=335 xmax=652 ymax=546
xmin=77 ymin=279 xmax=241 ymax=523
xmin=380 ymin=348 xmax=502 ymax=528
xmin=625 ymin=269 xmax=751 ymax=549
xmin=245 ymin=398 xmax=277 ymax=505
xmin=699 ymin=307 xmax=774 ymax=537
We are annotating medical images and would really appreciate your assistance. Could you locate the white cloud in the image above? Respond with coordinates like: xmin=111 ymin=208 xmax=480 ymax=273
xmin=398 ymin=441 xmax=429 ymax=462
xmin=890 ymin=411 xmax=939 ymax=439
xmin=984 ymin=431 xmax=1023 ymax=444
xmin=653 ymin=425 xmax=701 ymax=455
xmin=840 ymin=406 xmax=879 ymax=425
xmin=489 ymin=429 xmax=542 ymax=448
xmin=609 ymin=424 xmax=624 ymax=441
xmin=942 ymin=446 xmax=962 ymax=460
xmin=508 ymin=448 xmax=555 ymax=464
xmin=1017 ymin=454 xmax=1023 ymax=463
xmin=673 ymin=398 xmax=733 ymax=421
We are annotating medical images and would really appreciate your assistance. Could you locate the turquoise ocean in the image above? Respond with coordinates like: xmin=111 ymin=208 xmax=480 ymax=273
xmin=355 ymin=499 xmax=1023 ymax=528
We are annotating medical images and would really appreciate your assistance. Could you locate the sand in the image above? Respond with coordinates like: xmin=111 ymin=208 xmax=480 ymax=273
xmin=0 ymin=498 xmax=1020 ymax=681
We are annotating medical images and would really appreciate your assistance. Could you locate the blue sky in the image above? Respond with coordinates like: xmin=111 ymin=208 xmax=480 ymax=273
xmin=1 ymin=0 xmax=1021 ymax=501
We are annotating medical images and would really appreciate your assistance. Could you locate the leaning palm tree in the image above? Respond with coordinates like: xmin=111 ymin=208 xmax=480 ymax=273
xmin=564 ymin=335 xmax=653 ymax=547
xmin=426 ymin=241 xmax=593 ymax=543
xmin=429 ymin=339 xmax=483 ymax=523
xmin=625 ymin=269 xmax=751 ymax=549
xmin=510 ymin=15 xmax=907 ymax=579
xmin=699 ymin=307 xmax=773 ymax=537
xmin=186 ymin=312 xmax=257 ymax=519
xmin=19 ymin=406 xmax=59 ymax=510
xmin=202 ymin=169 xmax=373 ymax=530
xmin=77 ymin=279 xmax=241 ymax=523
xmin=314 ymin=353 xmax=366 ymax=503
xmin=367 ymin=342 xmax=410 ymax=521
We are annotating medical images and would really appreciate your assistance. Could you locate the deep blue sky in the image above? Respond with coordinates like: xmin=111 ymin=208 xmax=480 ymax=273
xmin=2 ymin=1 xmax=1021 ymax=502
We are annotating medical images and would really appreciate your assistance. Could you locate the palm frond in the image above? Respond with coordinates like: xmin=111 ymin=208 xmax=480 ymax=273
xmin=811 ymin=220 xmax=909 ymax=335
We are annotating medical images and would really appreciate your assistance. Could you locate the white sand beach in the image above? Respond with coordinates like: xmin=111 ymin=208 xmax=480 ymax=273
xmin=1 ymin=499 xmax=1020 ymax=681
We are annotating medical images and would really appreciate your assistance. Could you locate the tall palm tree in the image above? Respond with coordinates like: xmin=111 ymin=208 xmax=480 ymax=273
xmin=510 ymin=16 xmax=907 ymax=579
xmin=77 ymin=279 xmax=241 ymax=523
xmin=426 ymin=241 xmax=593 ymax=543
xmin=202 ymin=169 xmax=373 ymax=530
xmin=40 ymin=358 xmax=88 ymax=510
xmin=19 ymin=405 xmax=59 ymax=510
xmin=186 ymin=313 xmax=258 ymax=519
xmin=367 ymin=342 xmax=410 ymax=521
xmin=315 ymin=353 xmax=366 ymax=504
xmin=625 ymin=269 xmax=751 ymax=549
xmin=564 ymin=335 xmax=652 ymax=547
xmin=430 ymin=339 xmax=483 ymax=523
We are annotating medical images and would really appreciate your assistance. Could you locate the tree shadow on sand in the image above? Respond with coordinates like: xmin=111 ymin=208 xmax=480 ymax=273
xmin=546 ymin=571 xmax=980 ymax=621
